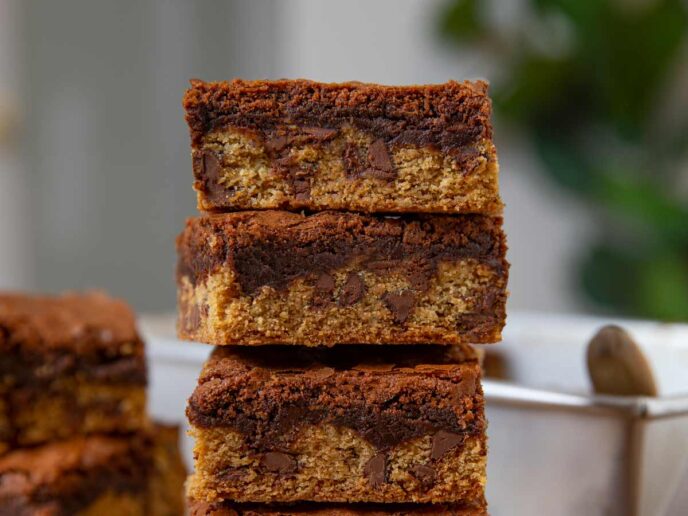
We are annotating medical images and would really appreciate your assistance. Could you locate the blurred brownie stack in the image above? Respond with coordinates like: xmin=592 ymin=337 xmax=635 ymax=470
xmin=179 ymin=79 xmax=508 ymax=515
xmin=0 ymin=292 xmax=186 ymax=515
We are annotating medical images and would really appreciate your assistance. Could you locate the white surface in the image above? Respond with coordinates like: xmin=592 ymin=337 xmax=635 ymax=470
xmin=141 ymin=312 xmax=688 ymax=515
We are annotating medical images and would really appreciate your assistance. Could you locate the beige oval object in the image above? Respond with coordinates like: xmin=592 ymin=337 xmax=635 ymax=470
xmin=586 ymin=325 xmax=658 ymax=397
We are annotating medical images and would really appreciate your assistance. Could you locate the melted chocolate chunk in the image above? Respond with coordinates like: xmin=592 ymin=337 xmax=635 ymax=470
xmin=273 ymin=158 xmax=312 ymax=202
xmin=342 ymin=140 xmax=396 ymax=181
xmin=196 ymin=150 xmax=225 ymax=200
xmin=431 ymin=431 xmax=464 ymax=460
xmin=365 ymin=139 xmax=396 ymax=180
xmin=364 ymin=453 xmax=387 ymax=488
xmin=301 ymin=127 xmax=338 ymax=140
xmin=261 ymin=452 xmax=297 ymax=474
xmin=265 ymin=134 xmax=289 ymax=154
xmin=342 ymin=142 xmax=364 ymax=179
xmin=338 ymin=273 xmax=366 ymax=306
xmin=382 ymin=291 xmax=416 ymax=324
xmin=410 ymin=464 xmax=437 ymax=489
xmin=312 ymin=273 xmax=335 ymax=308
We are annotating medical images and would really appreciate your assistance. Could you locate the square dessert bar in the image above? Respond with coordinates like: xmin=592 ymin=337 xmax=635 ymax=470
xmin=0 ymin=292 xmax=148 ymax=452
xmin=177 ymin=210 xmax=508 ymax=346
xmin=0 ymin=424 xmax=186 ymax=516
xmin=183 ymin=79 xmax=501 ymax=215
xmin=186 ymin=345 xmax=486 ymax=505
xmin=188 ymin=500 xmax=487 ymax=515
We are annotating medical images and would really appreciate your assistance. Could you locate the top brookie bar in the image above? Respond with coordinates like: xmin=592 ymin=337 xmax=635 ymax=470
xmin=0 ymin=292 xmax=148 ymax=453
xmin=183 ymin=79 xmax=501 ymax=214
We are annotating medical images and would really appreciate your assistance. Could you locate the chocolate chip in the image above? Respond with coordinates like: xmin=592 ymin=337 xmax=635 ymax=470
xmin=273 ymin=158 xmax=312 ymax=201
xmin=410 ymin=464 xmax=436 ymax=489
xmin=338 ymin=273 xmax=366 ymax=306
xmin=431 ymin=431 xmax=464 ymax=460
xmin=368 ymin=139 xmax=394 ymax=172
xmin=302 ymin=127 xmax=338 ymax=140
xmin=365 ymin=139 xmax=396 ymax=180
xmin=343 ymin=142 xmax=364 ymax=178
xmin=364 ymin=453 xmax=387 ymax=488
xmin=382 ymin=290 xmax=416 ymax=324
xmin=265 ymin=134 xmax=289 ymax=154
xmin=261 ymin=451 xmax=297 ymax=473
xmin=312 ymin=273 xmax=335 ymax=308
xmin=196 ymin=150 xmax=225 ymax=199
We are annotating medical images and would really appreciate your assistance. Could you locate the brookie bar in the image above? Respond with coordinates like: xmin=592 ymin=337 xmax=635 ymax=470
xmin=0 ymin=292 xmax=148 ymax=453
xmin=176 ymin=210 xmax=508 ymax=346
xmin=183 ymin=79 xmax=501 ymax=215
xmin=0 ymin=424 xmax=186 ymax=516
xmin=188 ymin=500 xmax=487 ymax=515
xmin=186 ymin=345 xmax=486 ymax=505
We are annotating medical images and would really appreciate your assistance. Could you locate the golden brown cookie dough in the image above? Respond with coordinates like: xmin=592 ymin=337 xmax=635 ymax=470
xmin=177 ymin=211 xmax=508 ymax=346
xmin=0 ymin=291 xmax=148 ymax=451
xmin=186 ymin=345 xmax=487 ymax=505
xmin=183 ymin=79 xmax=501 ymax=215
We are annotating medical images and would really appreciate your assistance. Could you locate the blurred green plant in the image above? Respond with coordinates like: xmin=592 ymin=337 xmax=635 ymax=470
xmin=439 ymin=0 xmax=688 ymax=320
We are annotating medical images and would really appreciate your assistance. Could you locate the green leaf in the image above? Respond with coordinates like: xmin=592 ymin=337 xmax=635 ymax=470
xmin=531 ymin=126 xmax=598 ymax=195
xmin=438 ymin=0 xmax=485 ymax=42
xmin=596 ymin=170 xmax=688 ymax=241
xmin=637 ymin=253 xmax=688 ymax=320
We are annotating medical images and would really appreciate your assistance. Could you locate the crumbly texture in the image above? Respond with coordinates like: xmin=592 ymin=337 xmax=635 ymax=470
xmin=186 ymin=346 xmax=486 ymax=504
xmin=177 ymin=211 xmax=508 ymax=346
xmin=0 ymin=291 xmax=148 ymax=450
xmin=183 ymin=79 xmax=501 ymax=215
xmin=0 ymin=434 xmax=150 ymax=515
xmin=188 ymin=499 xmax=487 ymax=515
xmin=0 ymin=424 xmax=186 ymax=516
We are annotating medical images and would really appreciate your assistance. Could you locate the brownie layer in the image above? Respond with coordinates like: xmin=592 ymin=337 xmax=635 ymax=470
xmin=187 ymin=346 xmax=486 ymax=504
xmin=0 ymin=291 xmax=145 ymax=358
xmin=177 ymin=211 xmax=508 ymax=346
xmin=189 ymin=499 xmax=487 ymax=515
xmin=184 ymin=79 xmax=492 ymax=148
xmin=0 ymin=434 xmax=150 ymax=515
xmin=184 ymin=79 xmax=499 ymax=214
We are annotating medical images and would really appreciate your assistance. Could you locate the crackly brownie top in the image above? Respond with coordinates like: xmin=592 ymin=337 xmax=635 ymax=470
xmin=183 ymin=79 xmax=493 ymax=151
xmin=189 ymin=499 xmax=487 ymax=515
xmin=0 ymin=291 xmax=146 ymax=385
xmin=0 ymin=435 xmax=149 ymax=515
xmin=177 ymin=210 xmax=507 ymax=297
xmin=187 ymin=344 xmax=483 ymax=452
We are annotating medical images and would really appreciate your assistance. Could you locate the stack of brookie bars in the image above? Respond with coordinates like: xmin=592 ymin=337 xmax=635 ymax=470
xmin=178 ymin=79 xmax=509 ymax=515
xmin=0 ymin=292 xmax=186 ymax=515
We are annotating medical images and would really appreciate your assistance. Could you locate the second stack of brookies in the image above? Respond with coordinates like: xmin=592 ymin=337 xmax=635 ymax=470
xmin=178 ymin=79 xmax=509 ymax=515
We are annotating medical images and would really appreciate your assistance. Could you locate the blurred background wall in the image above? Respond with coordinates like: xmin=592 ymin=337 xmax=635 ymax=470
xmin=0 ymin=0 xmax=685 ymax=317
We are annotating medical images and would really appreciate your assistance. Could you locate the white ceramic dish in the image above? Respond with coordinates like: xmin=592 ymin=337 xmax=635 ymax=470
xmin=140 ymin=312 xmax=688 ymax=516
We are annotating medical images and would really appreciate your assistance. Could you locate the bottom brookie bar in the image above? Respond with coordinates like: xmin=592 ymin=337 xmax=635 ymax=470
xmin=186 ymin=345 xmax=486 ymax=506
xmin=0 ymin=423 xmax=186 ymax=516
xmin=188 ymin=500 xmax=487 ymax=515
